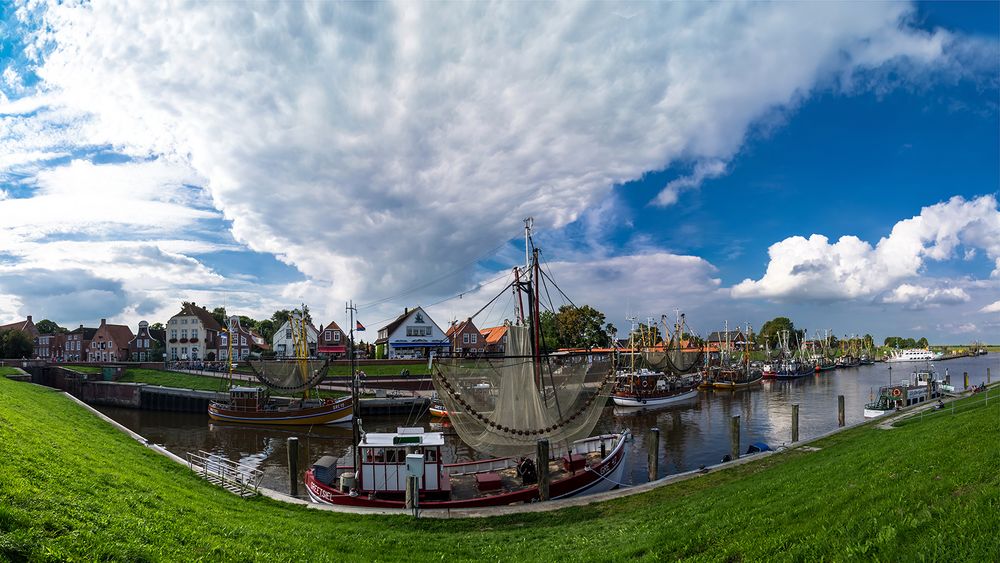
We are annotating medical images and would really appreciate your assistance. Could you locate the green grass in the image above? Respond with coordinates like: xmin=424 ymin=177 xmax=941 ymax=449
xmin=117 ymin=368 xmax=229 ymax=392
xmin=65 ymin=365 xmax=102 ymax=374
xmin=1 ymin=378 xmax=997 ymax=561
xmin=0 ymin=367 xmax=22 ymax=377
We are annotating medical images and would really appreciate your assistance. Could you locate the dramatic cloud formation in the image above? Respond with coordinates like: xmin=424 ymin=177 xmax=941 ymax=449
xmin=4 ymin=2 xmax=964 ymax=323
xmin=732 ymin=195 xmax=1000 ymax=301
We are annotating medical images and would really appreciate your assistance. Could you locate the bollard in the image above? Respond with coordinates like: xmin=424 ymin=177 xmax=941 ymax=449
xmin=537 ymin=439 xmax=550 ymax=501
xmin=964 ymin=372 xmax=969 ymax=390
xmin=792 ymin=404 xmax=800 ymax=443
xmin=838 ymin=395 xmax=845 ymax=427
xmin=287 ymin=437 xmax=299 ymax=497
xmin=648 ymin=427 xmax=660 ymax=482
xmin=988 ymin=368 xmax=991 ymax=385
xmin=730 ymin=416 xmax=740 ymax=462
xmin=405 ymin=475 xmax=417 ymax=511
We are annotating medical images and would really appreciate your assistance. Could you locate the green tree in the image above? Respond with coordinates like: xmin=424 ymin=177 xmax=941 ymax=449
xmin=271 ymin=306 xmax=310 ymax=326
xmin=256 ymin=319 xmax=276 ymax=343
xmin=0 ymin=329 xmax=34 ymax=358
xmin=760 ymin=317 xmax=796 ymax=348
xmin=917 ymin=337 xmax=929 ymax=348
xmin=884 ymin=336 xmax=901 ymax=347
xmin=629 ymin=323 xmax=662 ymax=347
xmin=35 ymin=319 xmax=67 ymax=335
xmin=211 ymin=307 xmax=227 ymax=327
xmin=150 ymin=322 xmax=165 ymax=332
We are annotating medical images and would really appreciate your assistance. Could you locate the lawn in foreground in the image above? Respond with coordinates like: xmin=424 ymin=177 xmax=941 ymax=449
xmin=0 ymin=378 xmax=997 ymax=562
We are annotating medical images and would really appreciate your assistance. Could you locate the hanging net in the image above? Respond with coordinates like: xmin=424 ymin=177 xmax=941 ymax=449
xmin=247 ymin=358 xmax=330 ymax=393
xmin=641 ymin=346 xmax=703 ymax=375
xmin=433 ymin=324 xmax=614 ymax=458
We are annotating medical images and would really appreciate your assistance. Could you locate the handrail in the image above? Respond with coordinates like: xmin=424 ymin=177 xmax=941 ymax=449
xmin=186 ymin=450 xmax=264 ymax=496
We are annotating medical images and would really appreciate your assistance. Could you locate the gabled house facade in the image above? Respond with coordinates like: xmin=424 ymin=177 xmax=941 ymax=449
xmin=375 ymin=307 xmax=449 ymax=359
xmin=317 ymin=321 xmax=347 ymax=358
xmin=271 ymin=318 xmax=318 ymax=358
xmin=705 ymin=330 xmax=747 ymax=352
xmin=480 ymin=325 xmax=509 ymax=355
xmin=0 ymin=315 xmax=39 ymax=340
xmin=165 ymin=302 xmax=222 ymax=361
xmin=66 ymin=325 xmax=97 ymax=362
xmin=446 ymin=317 xmax=484 ymax=356
xmin=88 ymin=318 xmax=135 ymax=362
xmin=129 ymin=320 xmax=165 ymax=361
xmin=35 ymin=332 xmax=67 ymax=362
xmin=218 ymin=316 xmax=268 ymax=361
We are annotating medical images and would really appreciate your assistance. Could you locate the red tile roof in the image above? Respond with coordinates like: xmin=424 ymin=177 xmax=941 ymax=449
xmin=480 ymin=325 xmax=508 ymax=344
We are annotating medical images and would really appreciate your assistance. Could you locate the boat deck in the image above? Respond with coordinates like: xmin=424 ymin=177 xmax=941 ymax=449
xmin=447 ymin=451 xmax=603 ymax=501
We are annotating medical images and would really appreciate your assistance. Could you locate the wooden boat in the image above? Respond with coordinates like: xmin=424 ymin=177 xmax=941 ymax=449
xmin=428 ymin=402 xmax=449 ymax=418
xmin=208 ymin=386 xmax=353 ymax=425
xmin=709 ymin=370 xmax=763 ymax=390
xmin=305 ymin=428 xmax=628 ymax=508
xmin=613 ymin=369 xmax=698 ymax=407
xmin=208 ymin=313 xmax=353 ymax=426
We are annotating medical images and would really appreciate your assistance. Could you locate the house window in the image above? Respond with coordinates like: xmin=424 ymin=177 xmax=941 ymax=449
xmin=333 ymin=331 xmax=340 ymax=342
xmin=241 ymin=336 xmax=246 ymax=346
xmin=220 ymin=334 xmax=227 ymax=344
xmin=471 ymin=334 xmax=477 ymax=344
xmin=170 ymin=329 xmax=177 ymax=339
xmin=463 ymin=333 xmax=470 ymax=344
xmin=286 ymin=329 xmax=292 ymax=338
xmin=181 ymin=329 xmax=188 ymax=339
xmin=191 ymin=329 xmax=198 ymax=339
xmin=181 ymin=319 xmax=188 ymax=324
xmin=325 ymin=330 xmax=331 ymax=340
xmin=170 ymin=347 xmax=177 ymax=359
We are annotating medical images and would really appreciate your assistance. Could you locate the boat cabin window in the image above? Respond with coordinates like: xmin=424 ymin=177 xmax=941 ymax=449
xmin=424 ymin=448 xmax=438 ymax=462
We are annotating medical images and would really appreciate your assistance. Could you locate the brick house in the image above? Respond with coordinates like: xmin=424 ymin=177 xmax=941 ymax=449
xmin=446 ymin=317 xmax=484 ymax=356
xmin=35 ymin=332 xmax=67 ymax=362
xmin=0 ymin=316 xmax=40 ymax=356
xmin=88 ymin=318 xmax=135 ymax=362
xmin=479 ymin=325 xmax=509 ymax=355
xmin=66 ymin=325 xmax=97 ymax=362
xmin=129 ymin=320 xmax=165 ymax=361
xmin=317 ymin=321 xmax=347 ymax=358
xmin=217 ymin=316 xmax=268 ymax=361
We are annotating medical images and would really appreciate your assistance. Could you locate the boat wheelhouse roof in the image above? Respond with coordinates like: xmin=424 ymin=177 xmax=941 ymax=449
xmin=362 ymin=427 xmax=445 ymax=447
xmin=231 ymin=385 xmax=264 ymax=393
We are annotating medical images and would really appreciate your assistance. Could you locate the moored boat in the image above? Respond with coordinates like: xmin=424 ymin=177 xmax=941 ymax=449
xmin=885 ymin=349 xmax=935 ymax=363
xmin=864 ymin=366 xmax=943 ymax=418
xmin=612 ymin=370 xmax=699 ymax=406
xmin=428 ymin=402 xmax=449 ymax=418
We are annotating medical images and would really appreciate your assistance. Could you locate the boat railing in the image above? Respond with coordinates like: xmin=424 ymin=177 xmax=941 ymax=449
xmin=186 ymin=450 xmax=264 ymax=497
xmin=443 ymin=457 xmax=516 ymax=476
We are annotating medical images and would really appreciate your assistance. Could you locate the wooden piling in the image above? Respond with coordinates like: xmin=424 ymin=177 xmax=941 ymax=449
xmin=287 ymin=437 xmax=299 ymax=497
xmin=537 ymin=439 xmax=550 ymax=501
xmin=988 ymin=367 xmax=991 ymax=385
xmin=730 ymin=416 xmax=740 ymax=461
xmin=648 ymin=427 xmax=660 ymax=482
xmin=792 ymin=404 xmax=800 ymax=443
xmin=405 ymin=475 xmax=417 ymax=510
xmin=964 ymin=372 xmax=969 ymax=390
xmin=838 ymin=395 xmax=845 ymax=427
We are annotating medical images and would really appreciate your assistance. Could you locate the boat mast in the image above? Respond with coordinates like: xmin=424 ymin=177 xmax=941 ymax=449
xmin=347 ymin=300 xmax=361 ymax=472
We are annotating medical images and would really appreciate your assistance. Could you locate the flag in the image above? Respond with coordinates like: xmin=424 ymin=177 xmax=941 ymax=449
xmin=356 ymin=321 xmax=366 ymax=331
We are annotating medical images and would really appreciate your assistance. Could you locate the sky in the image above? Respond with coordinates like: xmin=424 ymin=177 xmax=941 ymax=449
xmin=0 ymin=1 xmax=998 ymax=343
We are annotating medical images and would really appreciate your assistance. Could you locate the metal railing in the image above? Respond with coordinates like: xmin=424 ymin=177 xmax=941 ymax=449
xmin=186 ymin=450 xmax=264 ymax=497
xmin=900 ymin=388 xmax=997 ymax=426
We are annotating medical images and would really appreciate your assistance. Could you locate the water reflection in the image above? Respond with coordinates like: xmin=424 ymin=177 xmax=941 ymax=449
xmin=97 ymin=355 xmax=997 ymax=495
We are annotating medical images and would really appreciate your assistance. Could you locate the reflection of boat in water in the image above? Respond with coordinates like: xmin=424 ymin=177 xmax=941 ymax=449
xmin=305 ymin=219 xmax=628 ymax=508
xmin=208 ymin=314 xmax=353 ymax=426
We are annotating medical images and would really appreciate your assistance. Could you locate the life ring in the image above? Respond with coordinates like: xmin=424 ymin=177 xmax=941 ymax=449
xmin=891 ymin=388 xmax=902 ymax=398
xmin=641 ymin=379 xmax=650 ymax=389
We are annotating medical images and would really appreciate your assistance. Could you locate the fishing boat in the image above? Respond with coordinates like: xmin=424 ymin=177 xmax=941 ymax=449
xmin=428 ymin=402 xmax=449 ymax=418
xmin=208 ymin=314 xmax=353 ymax=426
xmin=305 ymin=219 xmax=628 ymax=509
xmin=701 ymin=322 xmax=762 ymax=389
xmin=612 ymin=368 xmax=699 ymax=406
xmin=863 ymin=366 xmax=942 ymax=418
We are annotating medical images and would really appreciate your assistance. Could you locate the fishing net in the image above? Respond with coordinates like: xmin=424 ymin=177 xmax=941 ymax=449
xmin=641 ymin=347 xmax=703 ymax=375
xmin=247 ymin=358 xmax=330 ymax=393
xmin=433 ymin=324 xmax=614 ymax=458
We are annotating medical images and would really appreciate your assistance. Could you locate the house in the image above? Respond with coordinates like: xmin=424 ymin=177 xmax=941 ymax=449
xmin=705 ymin=330 xmax=747 ymax=351
xmin=271 ymin=318 xmax=318 ymax=358
xmin=0 ymin=315 xmax=40 ymax=356
xmin=66 ymin=325 xmax=97 ymax=362
xmin=165 ymin=302 xmax=222 ymax=361
xmin=446 ymin=317 xmax=484 ymax=356
xmin=479 ymin=325 xmax=509 ymax=355
xmin=35 ymin=332 xmax=67 ymax=362
xmin=129 ymin=320 xmax=165 ymax=361
xmin=87 ymin=318 xmax=135 ymax=362
xmin=374 ymin=307 xmax=449 ymax=359
xmin=217 ymin=316 xmax=268 ymax=361
xmin=317 ymin=321 xmax=347 ymax=358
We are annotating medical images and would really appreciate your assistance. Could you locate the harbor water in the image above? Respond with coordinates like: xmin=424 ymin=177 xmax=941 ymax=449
xmin=96 ymin=355 xmax=997 ymax=498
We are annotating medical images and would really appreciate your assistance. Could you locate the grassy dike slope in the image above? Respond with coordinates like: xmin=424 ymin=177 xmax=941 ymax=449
xmin=1 ymin=379 xmax=998 ymax=562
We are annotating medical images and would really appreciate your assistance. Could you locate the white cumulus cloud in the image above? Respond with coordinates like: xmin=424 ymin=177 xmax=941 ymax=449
xmin=880 ymin=283 xmax=970 ymax=309
xmin=980 ymin=300 xmax=1000 ymax=314
xmin=732 ymin=195 xmax=1000 ymax=301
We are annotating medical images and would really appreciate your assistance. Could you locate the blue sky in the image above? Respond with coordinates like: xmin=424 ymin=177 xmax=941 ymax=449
xmin=0 ymin=1 xmax=997 ymax=342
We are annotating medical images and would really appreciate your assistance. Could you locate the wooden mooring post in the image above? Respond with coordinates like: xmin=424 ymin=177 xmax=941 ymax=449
xmin=964 ymin=372 xmax=969 ymax=390
xmin=287 ymin=437 xmax=299 ymax=497
xmin=792 ymin=404 xmax=800 ymax=443
xmin=648 ymin=427 xmax=660 ymax=482
xmin=838 ymin=395 xmax=845 ymax=427
xmin=537 ymin=438 xmax=550 ymax=501
xmin=730 ymin=416 xmax=740 ymax=461
xmin=988 ymin=367 xmax=991 ymax=385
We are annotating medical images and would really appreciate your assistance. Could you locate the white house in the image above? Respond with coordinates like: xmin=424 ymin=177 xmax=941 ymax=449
xmin=272 ymin=318 xmax=319 ymax=357
xmin=375 ymin=307 xmax=449 ymax=359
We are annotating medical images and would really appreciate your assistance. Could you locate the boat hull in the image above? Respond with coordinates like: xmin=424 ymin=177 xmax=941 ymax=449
xmin=612 ymin=388 xmax=698 ymax=407
xmin=304 ymin=432 xmax=629 ymax=509
xmin=710 ymin=376 xmax=763 ymax=390
xmin=208 ymin=397 xmax=353 ymax=425
xmin=863 ymin=408 xmax=892 ymax=419
xmin=428 ymin=406 xmax=449 ymax=418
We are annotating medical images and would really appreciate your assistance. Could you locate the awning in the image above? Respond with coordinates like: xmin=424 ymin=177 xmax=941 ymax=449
xmin=318 ymin=345 xmax=347 ymax=353
xmin=389 ymin=341 xmax=450 ymax=348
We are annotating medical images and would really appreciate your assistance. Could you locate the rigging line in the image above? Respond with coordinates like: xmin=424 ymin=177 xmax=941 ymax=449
xmin=357 ymin=239 xmax=511 ymax=310
xmin=539 ymin=259 xmax=576 ymax=310
xmin=467 ymin=279 xmax=518 ymax=322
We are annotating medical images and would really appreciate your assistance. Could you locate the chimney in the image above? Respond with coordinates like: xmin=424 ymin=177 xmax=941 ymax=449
xmin=27 ymin=315 xmax=32 ymax=322
xmin=405 ymin=307 xmax=409 ymax=315
xmin=100 ymin=318 xmax=106 ymax=326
